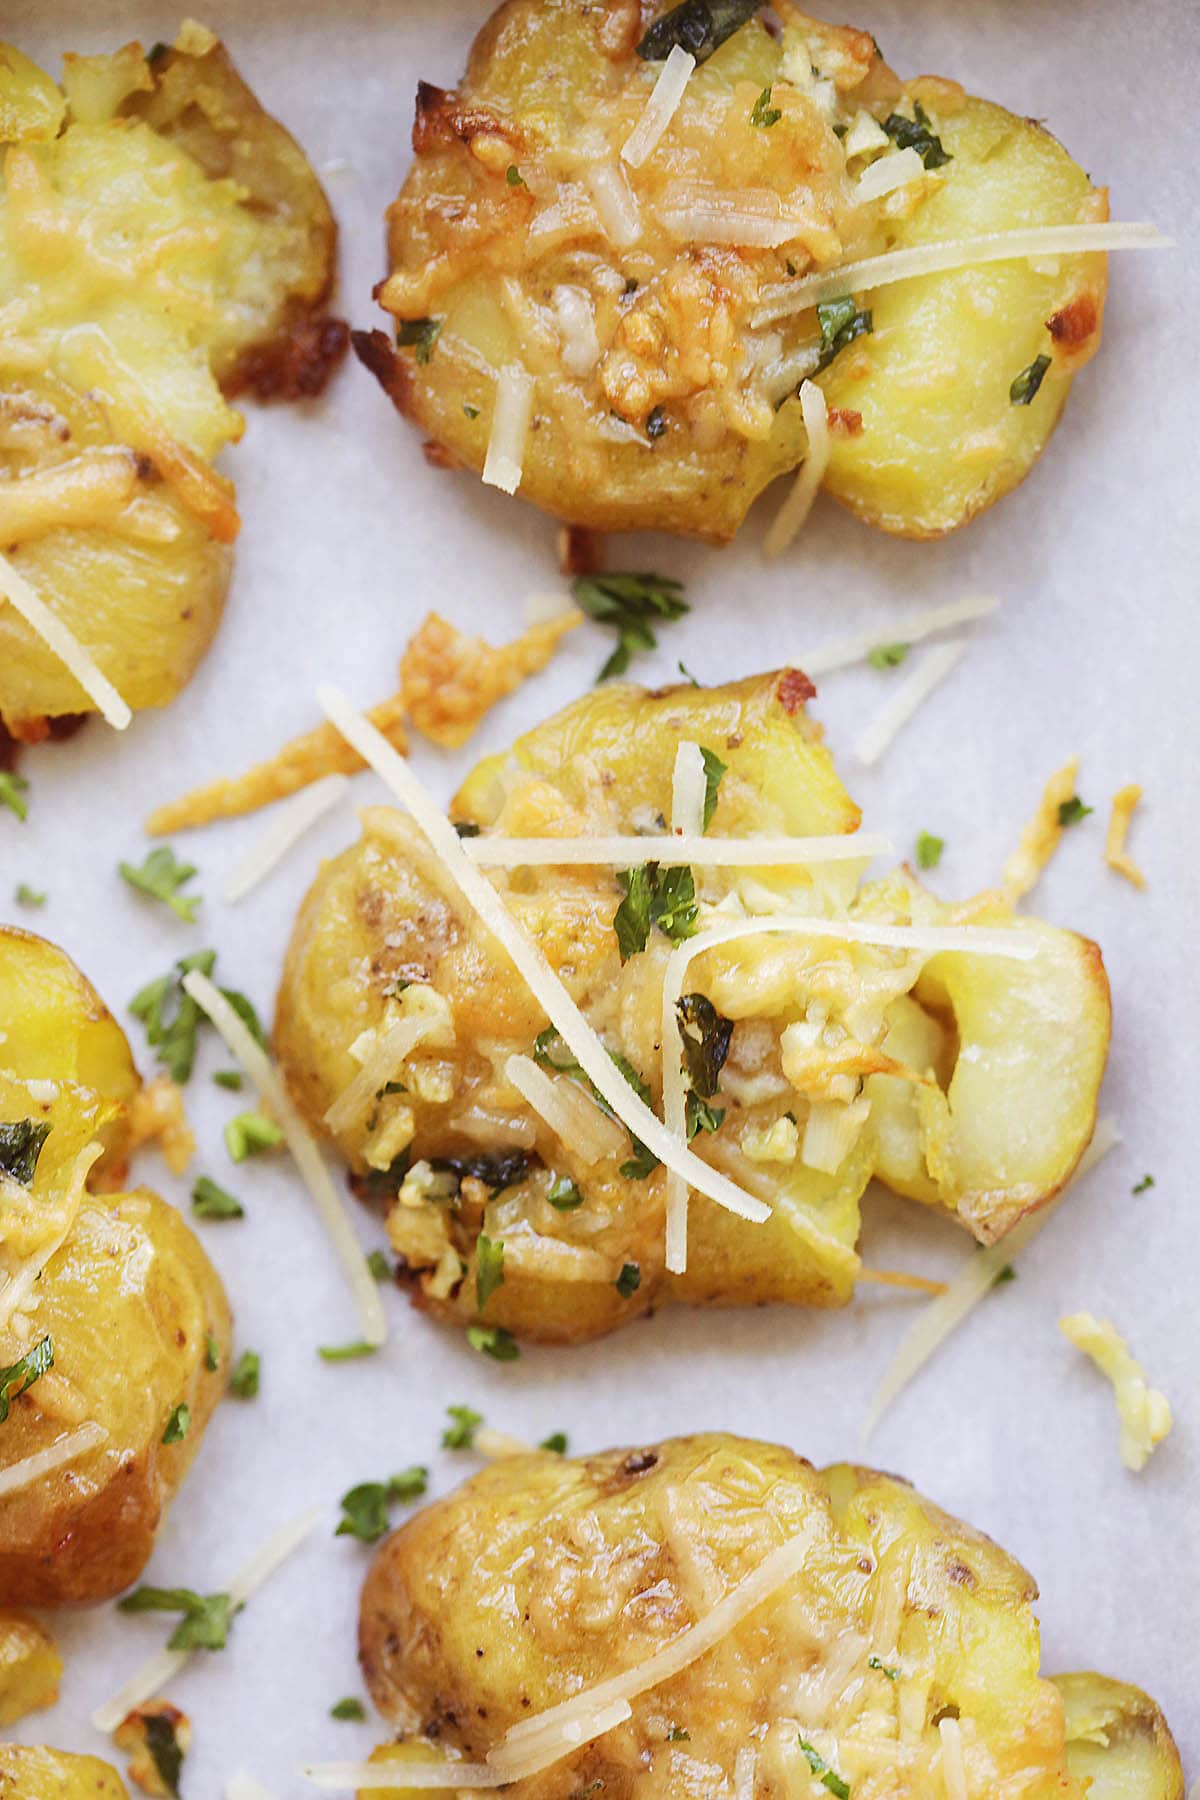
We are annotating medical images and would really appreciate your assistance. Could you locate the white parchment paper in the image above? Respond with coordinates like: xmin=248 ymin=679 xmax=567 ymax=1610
xmin=3 ymin=0 xmax=1198 ymax=1788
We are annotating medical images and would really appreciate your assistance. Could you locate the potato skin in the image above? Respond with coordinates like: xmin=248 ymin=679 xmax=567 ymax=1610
xmin=1054 ymin=1672 xmax=1185 ymax=1799
xmin=0 ymin=1745 xmax=130 ymax=1799
xmin=358 ymin=1434 xmax=1180 ymax=1794
xmin=369 ymin=0 xmax=1106 ymax=543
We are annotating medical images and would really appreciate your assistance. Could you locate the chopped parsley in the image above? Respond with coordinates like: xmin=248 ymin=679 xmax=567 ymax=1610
xmin=505 ymin=164 xmax=525 ymax=186
xmin=204 ymin=1335 xmax=220 ymax=1372
xmin=868 ymin=1654 xmax=899 ymax=1681
xmin=816 ymin=295 xmax=873 ymax=371
xmin=462 ymin=402 xmax=480 ymax=420
xmin=1057 ymin=794 xmax=1093 ymax=827
xmin=571 ymin=571 xmax=689 ymax=681
xmin=397 ymin=317 xmax=443 ymax=364
xmin=367 ymin=1249 xmax=392 ymax=1280
xmin=798 ymin=1738 xmax=850 ymax=1798
xmin=191 ymin=1175 xmax=244 ymax=1221
xmin=539 ymin=1431 xmax=568 ymax=1453
xmin=636 ymin=0 xmax=760 ymax=64
xmin=213 ymin=1069 xmax=243 ymax=1091
xmin=224 ymin=1110 xmax=284 ymax=1162
xmin=162 ymin=1402 xmax=190 ymax=1445
xmin=667 ymin=1727 xmax=691 ymax=1742
xmin=336 ymin=1468 xmax=429 ymax=1542
xmin=318 ymin=1340 xmax=378 ymax=1363
xmin=686 ymin=1092 xmax=725 ymax=1139
xmin=431 ymin=1148 xmax=533 ymax=1193
xmin=699 ymin=746 xmax=726 ymax=830
xmin=1010 ymin=353 xmax=1051 ymax=405
xmin=0 ymin=1336 xmax=53 ymax=1423
xmin=475 ymin=1234 xmax=505 ymax=1311
xmin=645 ymin=404 xmax=667 ymax=439
xmin=992 ymin=1263 xmax=1017 ymax=1287
xmin=119 ymin=1585 xmax=235 ymax=1651
xmin=915 ymin=830 xmax=944 ymax=871
xmin=331 ymin=1697 xmax=367 ymax=1721
xmin=882 ymin=98 xmax=951 ymax=169
xmin=866 ymin=641 xmax=909 ymax=670
xmin=467 ymin=1324 xmax=519 ymax=1361
xmin=442 ymin=1403 xmax=482 ymax=1449
xmin=0 ymin=772 xmax=29 ymax=822
xmin=615 ymin=1261 xmax=641 ymax=1298
xmin=677 ymin=992 xmax=733 ymax=1100
xmin=750 ymin=85 xmax=781 ymax=128
xmin=15 ymin=882 xmax=45 ymax=908
xmin=677 ymin=659 xmax=701 ymax=687
xmin=547 ymin=1175 xmax=584 ymax=1211
xmin=0 ymin=1118 xmax=51 ymax=1186
xmin=1132 ymin=1173 xmax=1155 ymax=1195
xmin=229 ymin=1350 xmax=260 ymax=1400
xmin=130 ymin=949 xmax=261 ymax=1085
xmin=614 ymin=863 xmax=697 ymax=960
xmin=118 ymin=846 xmax=202 ymax=923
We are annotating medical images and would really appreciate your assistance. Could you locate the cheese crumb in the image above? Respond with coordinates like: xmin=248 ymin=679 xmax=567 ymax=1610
xmin=1060 ymin=1310 xmax=1172 ymax=1471
xmin=1104 ymin=783 xmax=1146 ymax=889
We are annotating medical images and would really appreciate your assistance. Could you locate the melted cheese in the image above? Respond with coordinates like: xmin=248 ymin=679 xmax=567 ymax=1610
xmin=1059 ymin=1310 xmax=1173 ymax=1471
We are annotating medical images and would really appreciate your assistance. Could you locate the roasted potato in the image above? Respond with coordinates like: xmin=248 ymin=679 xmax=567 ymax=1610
xmin=0 ymin=1745 xmax=129 ymax=1799
xmin=275 ymin=671 xmax=1109 ymax=1345
xmin=0 ymin=927 xmax=231 ymax=1606
xmin=0 ymin=1609 xmax=62 ymax=1726
xmin=363 ymin=0 xmax=1105 ymax=543
xmin=356 ymin=1434 xmax=1183 ymax=1797
xmin=1055 ymin=1672 xmax=1185 ymax=1800
xmin=0 ymin=22 xmax=345 ymax=736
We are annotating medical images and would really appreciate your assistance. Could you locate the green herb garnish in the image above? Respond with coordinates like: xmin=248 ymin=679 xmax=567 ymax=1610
xmin=397 ymin=317 xmax=443 ymax=364
xmin=0 ymin=772 xmax=29 ymax=822
xmin=229 ymin=1350 xmax=260 ymax=1399
xmin=866 ymin=641 xmax=909 ymax=669
xmin=915 ymin=830 xmax=944 ymax=871
xmin=443 ymin=1404 xmax=482 ymax=1449
xmin=750 ymin=85 xmax=781 ymax=128
xmin=571 ymin=572 xmax=689 ymax=681
xmin=506 ymin=164 xmax=525 ymax=186
xmin=162 ymin=1402 xmax=190 ymax=1445
xmin=331 ymin=1697 xmax=367 ymax=1721
xmin=0 ymin=1119 xmax=51 ymax=1186
xmin=547 ymin=1176 xmax=584 ymax=1211
xmin=816 ymin=295 xmax=873 ymax=371
xmin=336 ymin=1469 xmax=429 ymax=1543
xmin=677 ymin=992 xmax=732 ymax=1099
xmin=882 ymin=98 xmax=951 ymax=168
xmin=0 ymin=1336 xmax=53 ymax=1423
xmin=539 ymin=1431 xmax=568 ymax=1453
xmin=15 ymin=882 xmax=45 ymax=908
xmin=992 ymin=1263 xmax=1017 ymax=1287
xmin=119 ymin=1585 xmax=235 ymax=1651
xmin=319 ymin=1340 xmax=378 ymax=1363
xmin=224 ymin=1111 xmax=284 ymax=1162
xmin=467 ymin=1324 xmax=520 ymax=1361
xmin=143 ymin=1714 xmax=184 ymax=1799
xmin=475 ymin=1234 xmax=505 ymax=1311
xmin=119 ymin=846 xmax=202 ymax=922
xmin=191 ymin=1175 xmax=244 ymax=1221
xmin=615 ymin=1262 xmax=641 ymax=1298
xmin=1132 ymin=1173 xmax=1155 ymax=1195
xmin=667 ymin=1727 xmax=691 ymax=1742
xmin=677 ymin=660 xmax=701 ymax=687
xmin=699 ymin=746 xmax=726 ymax=831
xmin=798 ymin=1738 xmax=850 ymax=1798
xmin=367 ymin=1249 xmax=392 ymax=1279
xmin=1010 ymin=353 xmax=1051 ymax=405
xmin=213 ymin=1070 xmax=243 ymax=1091
xmin=130 ymin=948 xmax=238 ymax=1085
xmin=1057 ymin=794 xmax=1092 ymax=827
xmin=614 ymin=863 xmax=697 ymax=960
xmin=204 ymin=1334 xmax=220 ymax=1372
xmin=636 ymin=0 xmax=760 ymax=64
xmin=868 ymin=1654 xmax=899 ymax=1680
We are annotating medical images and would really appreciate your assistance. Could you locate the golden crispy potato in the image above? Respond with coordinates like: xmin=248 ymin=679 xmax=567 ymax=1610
xmin=0 ymin=1745 xmax=129 ymax=1799
xmin=0 ymin=929 xmax=231 ymax=1606
xmin=356 ymin=1435 xmax=1182 ymax=1796
xmin=362 ymin=0 xmax=1104 ymax=543
xmin=0 ymin=22 xmax=345 ymax=736
xmin=275 ymin=672 xmax=1109 ymax=1345
xmin=0 ymin=1609 xmax=62 ymax=1726
xmin=1055 ymin=1672 xmax=1185 ymax=1800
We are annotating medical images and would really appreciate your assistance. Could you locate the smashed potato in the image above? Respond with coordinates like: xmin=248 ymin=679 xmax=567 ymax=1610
xmin=0 ymin=1608 xmax=61 ymax=1726
xmin=0 ymin=23 xmax=345 ymax=735
xmin=0 ymin=927 xmax=231 ymax=1605
xmin=363 ymin=0 xmax=1105 ymax=543
xmin=0 ymin=1745 xmax=130 ymax=1799
xmin=275 ymin=671 xmax=1109 ymax=1345
xmin=356 ymin=1434 xmax=1182 ymax=1797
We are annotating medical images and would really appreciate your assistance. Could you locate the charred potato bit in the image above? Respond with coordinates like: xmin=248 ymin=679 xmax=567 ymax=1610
xmin=113 ymin=1703 xmax=190 ymax=1800
xmin=275 ymin=672 xmax=1110 ymax=1346
xmin=0 ymin=23 xmax=345 ymax=734
xmin=0 ymin=928 xmax=231 ymax=1606
xmin=367 ymin=0 xmax=1106 ymax=542
xmin=357 ymin=1434 xmax=1183 ymax=1796
xmin=0 ymin=1744 xmax=131 ymax=1798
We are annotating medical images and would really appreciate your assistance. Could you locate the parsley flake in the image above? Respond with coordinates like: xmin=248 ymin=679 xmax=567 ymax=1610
xmin=506 ymin=164 xmax=525 ymax=186
xmin=751 ymin=85 xmax=782 ymax=128
xmin=0 ymin=1119 xmax=51 ymax=1187
xmin=667 ymin=1727 xmax=691 ymax=1742
xmin=204 ymin=1334 xmax=220 ymax=1372
xmin=367 ymin=1249 xmax=392 ymax=1280
xmin=1057 ymin=795 xmax=1093 ymax=827
xmin=699 ymin=746 xmax=727 ymax=831
xmin=571 ymin=572 xmax=689 ymax=681
xmin=799 ymin=1738 xmax=850 ymax=1798
xmin=229 ymin=1350 xmax=260 ymax=1399
xmin=1132 ymin=1173 xmax=1155 ymax=1195
xmin=0 ymin=1336 xmax=53 ymax=1423
xmin=213 ymin=1069 xmax=243 ymax=1091
xmin=140 ymin=1711 xmax=184 ymax=1800
xmin=476 ymin=1234 xmax=505 ymax=1311
xmin=15 ymin=882 xmax=45 ymax=908
xmin=224 ymin=1110 xmax=284 ymax=1162
xmin=397 ymin=317 xmax=443 ymax=364
xmin=0 ymin=772 xmax=29 ymax=822
xmin=636 ymin=0 xmax=760 ymax=64
xmin=119 ymin=846 xmax=202 ymax=922
xmin=331 ymin=1697 xmax=367 ymax=1722
xmin=868 ymin=1654 xmax=899 ymax=1681
xmin=443 ymin=1404 xmax=482 ymax=1449
xmin=915 ymin=830 xmax=944 ymax=871
xmin=318 ymin=1340 xmax=378 ymax=1363
xmin=539 ymin=1431 xmax=568 ymax=1453
xmin=677 ymin=992 xmax=733 ymax=1100
xmin=992 ymin=1263 xmax=1017 ymax=1288
xmin=1010 ymin=353 xmax=1051 ymax=405
xmin=882 ymin=98 xmax=951 ymax=168
xmin=119 ymin=1585 xmax=235 ymax=1651
xmin=547 ymin=1175 xmax=584 ymax=1211
xmin=614 ymin=863 xmax=697 ymax=960
xmin=866 ymin=641 xmax=909 ymax=670
xmin=615 ymin=1261 xmax=641 ymax=1298
xmin=816 ymin=295 xmax=873 ymax=371
xmin=462 ymin=402 xmax=480 ymax=420
xmin=467 ymin=1324 xmax=520 ymax=1361
xmin=162 ymin=1402 xmax=190 ymax=1445
xmin=678 ymin=659 xmax=701 ymax=687
xmin=191 ymin=1175 xmax=244 ymax=1221
xmin=130 ymin=949 xmax=255 ymax=1085
xmin=336 ymin=1468 xmax=429 ymax=1542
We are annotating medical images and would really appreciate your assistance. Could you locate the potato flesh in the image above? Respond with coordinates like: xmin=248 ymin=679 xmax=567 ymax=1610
xmin=275 ymin=673 xmax=1110 ymax=1345
xmin=371 ymin=0 xmax=1105 ymax=543
xmin=0 ymin=930 xmax=231 ymax=1606
xmin=358 ymin=1434 xmax=1179 ymax=1796
xmin=0 ymin=1745 xmax=130 ymax=1799
xmin=1054 ymin=1672 xmax=1185 ymax=1800
xmin=0 ymin=29 xmax=340 ymax=730
xmin=0 ymin=1610 xmax=62 ymax=1727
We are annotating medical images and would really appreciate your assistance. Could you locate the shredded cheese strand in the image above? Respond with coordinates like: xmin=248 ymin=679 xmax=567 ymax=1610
xmin=0 ymin=549 xmax=132 ymax=729
xmin=223 ymin=775 xmax=350 ymax=903
xmin=465 ymin=833 xmax=891 ymax=868
xmin=796 ymin=595 xmax=998 ymax=676
xmin=181 ymin=971 xmax=386 ymax=1347
xmin=853 ymin=145 xmax=926 ymax=203
xmin=622 ymin=45 xmax=695 ymax=169
xmin=505 ymin=1053 xmax=626 ymax=1167
xmin=1105 ymin=783 xmax=1146 ymax=889
xmin=482 ymin=366 xmax=534 ymax=494
xmin=670 ymin=740 xmax=707 ymax=838
xmin=861 ymin=1116 xmax=1120 ymax=1444
xmin=0 ymin=1142 xmax=101 ymax=1336
xmin=853 ymin=639 xmax=968 ymax=766
xmin=752 ymin=221 xmax=1172 ymax=325
xmin=316 ymin=686 xmax=772 ymax=1227
xmin=94 ymin=1504 xmax=324 ymax=1733
xmin=324 ymin=1016 xmax=438 ymax=1137
xmin=0 ymin=1419 xmax=108 ymax=1499
xmin=763 ymin=379 xmax=830 ymax=556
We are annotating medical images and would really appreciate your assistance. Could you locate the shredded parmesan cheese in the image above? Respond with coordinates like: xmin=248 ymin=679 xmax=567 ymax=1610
xmin=505 ymin=1053 xmax=627 ymax=1166
xmin=853 ymin=145 xmax=926 ymax=203
xmin=853 ymin=639 xmax=968 ymax=766
xmin=482 ymin=366 xmax=535 ymax=494
xmin=939 ymin=1715 xmax=968 ymax=1800
xmin=585 ymin=162 xmax=643 ymax=247
xmin=671 ymin=741 xmax=708 ymax=838
xmin=0 ymin=1142 xmax=101 ymax=1336
xmin=325 ymin=1015 xmax=440 ymax=1137
xmin=660 ymin=191 xmax=813 ymax=248
xmin=551 ymin=285 xmax=601 ymax=376
xmin=862 ymin=1116 xmax=1120 ymax=1443
xmin=1059 ymin=1311 xmax=1173 ymax=1471
xmin=180 ymin=972 xmax=386 ymax=1347
xmin=465 ymin=833 xmax=891 ymax=868
xmin=733 ymin=1746 xmax=757 ymax=1800
xmin=1105 ymin=783 xmax=1145 ymax=889
xmin=0 ymin=549 xmax=132 ymax=729
xmin=224 ymin=775 xmax=350 ymax=903
xmin=0 ymin=1419 xmax=108 ymax=1500
xmin=94 ymin=1504 xmax=324 ymax=1733
xmin=797 ymin=595 xmax=998 ymax=676
xmin=752 ymin=221 xmax=1172 ymax=325
xmin=763 ymin=380 xmax=830 ymax=556
xmin=621 ymin=45 xmax=695 ymax=169
xmin=1000 ymin=756 xmax=1080 ymax=904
